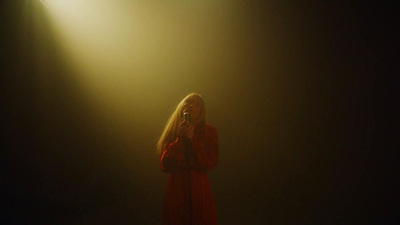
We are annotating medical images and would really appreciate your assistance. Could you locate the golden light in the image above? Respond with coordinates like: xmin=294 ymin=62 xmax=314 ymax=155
xmin=39 ymin=0 xmax=239 ymax=149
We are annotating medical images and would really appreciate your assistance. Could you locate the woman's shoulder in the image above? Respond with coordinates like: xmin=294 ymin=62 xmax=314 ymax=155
xmin=205 ymin=123 xmax=217 ymax=133
xmin=205 ymin=122 xmax=215 ymax=128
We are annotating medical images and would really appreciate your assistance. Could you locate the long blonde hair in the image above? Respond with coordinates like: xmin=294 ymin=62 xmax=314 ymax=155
xmin=157 ymin=93 xmax=206 ymax=153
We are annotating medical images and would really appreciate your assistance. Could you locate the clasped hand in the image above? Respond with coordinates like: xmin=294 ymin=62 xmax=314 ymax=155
xmin=178 ymin=120 xmax=194 ymax=139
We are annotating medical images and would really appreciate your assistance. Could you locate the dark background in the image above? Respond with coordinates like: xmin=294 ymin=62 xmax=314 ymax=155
xmin=1 ymin=1 xmax=397 ymax=224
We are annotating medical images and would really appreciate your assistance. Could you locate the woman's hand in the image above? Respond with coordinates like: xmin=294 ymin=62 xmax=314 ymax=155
xmin=178 ymin=120 xmax=194 ymax=139
xmin=184 ymin=122 xmax=194 ymax=139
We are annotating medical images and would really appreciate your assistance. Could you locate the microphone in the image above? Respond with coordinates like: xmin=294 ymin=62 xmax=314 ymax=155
xmin=183 ymin=112 xmax=192 ymax=149
xmin=184 ymin=112 xmax=191 ymax=123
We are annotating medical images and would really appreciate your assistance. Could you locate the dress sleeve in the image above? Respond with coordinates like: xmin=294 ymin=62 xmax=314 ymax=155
xmin=190 ymin=126 xmax=219 ymax=171
xmin=160 ymin=137 xmax=187 ymax=172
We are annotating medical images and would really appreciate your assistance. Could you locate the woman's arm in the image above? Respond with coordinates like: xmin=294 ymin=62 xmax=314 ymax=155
xmin=190 ymin=125 xmax=219 ymax=171
xmin=160 ymin=137 xmax=187 ymax=172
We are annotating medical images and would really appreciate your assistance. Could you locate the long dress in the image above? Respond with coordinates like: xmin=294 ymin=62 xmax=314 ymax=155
xmin=160 ymin=122 xmax=218 ymax=225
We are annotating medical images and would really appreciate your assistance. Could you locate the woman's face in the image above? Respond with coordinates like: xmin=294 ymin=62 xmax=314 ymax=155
xmin=183 ymin=97 xmax=202 ymax=122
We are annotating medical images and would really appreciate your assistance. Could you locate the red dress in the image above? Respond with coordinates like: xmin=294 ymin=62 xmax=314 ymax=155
xmin=161 ymin=123 xmax=218 ymax=225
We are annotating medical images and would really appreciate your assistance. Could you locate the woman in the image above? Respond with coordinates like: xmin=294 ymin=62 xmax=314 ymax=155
xmin=157 ymin=93 xmax=218 ymax=225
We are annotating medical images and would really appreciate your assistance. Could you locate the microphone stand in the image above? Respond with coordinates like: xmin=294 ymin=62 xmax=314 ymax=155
xmin=184 ymin=139 xmax=193 ymax=225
